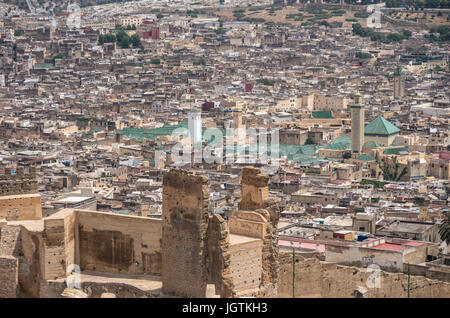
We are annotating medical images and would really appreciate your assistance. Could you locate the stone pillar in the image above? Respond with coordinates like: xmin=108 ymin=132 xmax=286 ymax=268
xmin=238 ymin=167 xmax=269 ymax=211
xmin=161 ymin=169 xmax=210 ymax=297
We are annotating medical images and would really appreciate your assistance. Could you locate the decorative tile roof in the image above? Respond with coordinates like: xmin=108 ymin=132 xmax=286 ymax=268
xmin=383 ymin=147 xmax=411 ymax=155
xmin=312 ymin=110 xmax=333 ymax=119
xmin=364 ymin=115 xmax=400 ymax=135
xmin=363 ymin=141 xmax=379 ymax=148
xmin=356 ymin=154 xmax=375 ymax=161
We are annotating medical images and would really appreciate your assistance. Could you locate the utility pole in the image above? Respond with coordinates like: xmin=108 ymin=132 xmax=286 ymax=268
xmin=407 ymin=263 xmax=410 ymax=298
xmin=291 ymin=242 xmax=295 ymax=298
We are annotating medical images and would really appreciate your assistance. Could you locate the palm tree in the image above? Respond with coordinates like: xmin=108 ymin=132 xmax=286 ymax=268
xmin=439 ymin=213 xmax=450 ymax=244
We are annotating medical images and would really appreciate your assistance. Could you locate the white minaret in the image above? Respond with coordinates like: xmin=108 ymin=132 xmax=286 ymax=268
xmin=188 ymin=111 xmax=202 ymax=144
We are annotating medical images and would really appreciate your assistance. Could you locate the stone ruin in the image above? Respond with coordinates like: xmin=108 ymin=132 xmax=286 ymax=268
xmin=0 ymin=166 xmax=280 ymax=298
xmin=162 ymin=167 xmax=280 ymax=298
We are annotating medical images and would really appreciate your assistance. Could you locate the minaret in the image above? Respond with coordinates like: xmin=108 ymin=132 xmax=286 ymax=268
xmin=232 ymin=107 xmax=243 ymax=130
xmin=188 ymin=111 xmax=202 ymax=144
xmin=393 ymin=65 xmax=404 ymax=99
xmin=351 ymin=93 xmax=365 ymax=155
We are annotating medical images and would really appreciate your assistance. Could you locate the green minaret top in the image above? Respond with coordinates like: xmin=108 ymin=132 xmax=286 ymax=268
xmin=394 ymin=65 xmax=402 ymax=76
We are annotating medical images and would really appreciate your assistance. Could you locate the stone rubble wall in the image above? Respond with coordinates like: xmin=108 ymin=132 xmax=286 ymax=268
xmin=277 ymin=253 xmax=450 ymax=298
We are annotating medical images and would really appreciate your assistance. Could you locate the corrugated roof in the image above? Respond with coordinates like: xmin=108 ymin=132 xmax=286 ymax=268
xmin=364 ymin=116 xmax=400 ymax=135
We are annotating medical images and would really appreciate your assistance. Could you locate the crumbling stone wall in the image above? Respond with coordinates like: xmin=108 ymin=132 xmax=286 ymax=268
xmin=161 ymin=169 xmax=210 ymax=297
xmin=17 ymin=226 xmax=43 ymax=298
xmin=0 ymin=194 xmax=42 ymax=221
xmin=0 ymin=167 xmax=41 ymax=221
xmin=234 ymin=167 xmax=281 ymax=297
xmin=0 ymin=256 xmax=18 ymax=298
xmin=277 ymin=254 xmax=450 ymax=298
xmin=206 ymin=214 xmax=233 ymax=298
xmin=238 ymin=167 xmax=269 ymax=211
xmin=42 ymin=218 xmax=67 ymax=281
xmin=76 ymin=210 xmax=162 ymax=276
xmin=39 ymin=280 xmax=162 ymax=298
xmin=0 ymin=167 xmax=38 ymax=196
xmin=229 ymin=237 xmax=263 ymax=296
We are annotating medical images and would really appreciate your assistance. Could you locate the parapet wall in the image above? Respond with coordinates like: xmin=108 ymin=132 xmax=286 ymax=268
xmin=0 ymin=194 xmax=42 ymax=221
xmin=0 ymin=167 xmax=38 ymax=196
xmin=277 ymin=254 xmax=450 ymax=298
xmin=77 ymin=210 xmax=162 ymax=275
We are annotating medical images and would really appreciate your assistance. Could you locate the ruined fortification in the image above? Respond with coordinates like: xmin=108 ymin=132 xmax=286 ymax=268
xmin=0 ymin=167 xmax=281 ymax=298
xmin=278 ymin=253 xmax=450 ymax=298
xmin=0 ymin=167 xmax=449 ymax=298
xmin=0 ymin=166 xmax=41 ymax=221
xmin=161 ymin=167 xmax=280 ymax=298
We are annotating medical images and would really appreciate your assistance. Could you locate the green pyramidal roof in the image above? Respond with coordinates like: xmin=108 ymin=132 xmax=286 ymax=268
xmin=364 ymin=116 xmax=400 ymax=135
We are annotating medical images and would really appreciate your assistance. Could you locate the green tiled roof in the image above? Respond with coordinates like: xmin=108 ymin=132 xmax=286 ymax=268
xmin=325 ymin=141 xmax=350 ymax=150
xmin=312 ymin=110 xmax=333 ymax=119
xmin=383 ymin=147 xmax=410 ymax=155
xmin=364 ymin=116 xmax=400 ymax=136
xmin=118 ymin=122 xmax=189 ymax=142
xmin=363 ymin=141 xmax=379 ymax=148
xmin=356 ymin=154 xmax=375 ymax=161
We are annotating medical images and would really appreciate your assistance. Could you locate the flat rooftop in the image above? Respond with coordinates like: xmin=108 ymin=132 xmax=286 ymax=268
xmin=55 ymin=196 xmax=94 ymax=204
xmin=229 ymin=234 xmax=261 ymax=246
xmin=6 ymin=220 xmax=44 ymax=232
xmin=380 ymin=221 xmax=434 ymax=234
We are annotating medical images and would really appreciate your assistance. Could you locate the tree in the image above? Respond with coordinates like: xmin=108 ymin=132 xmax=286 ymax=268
xmin=120 ymin=36 xmax=130 ymax=48
xmin=150 ymin=58 xmax=160 ymax=65
xmin=439 ymin=213 xmax=450 ymax=244
xmin=130 ymin=34 xmax=141 ymax=48
xmin=379 ymin=157 xmax=409 ymax=181
xmin=98 ymin=34 xmax=104 ymax=45
xmin=257 ymin=78 xmax=274 ymax=86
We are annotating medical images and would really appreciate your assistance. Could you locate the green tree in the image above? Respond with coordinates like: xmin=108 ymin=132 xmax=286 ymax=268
xmin=120 ymin=36 xmax=130 ymax=48
xmin=150 ymin=58 xmax=160 ymax=65
xmin=130 ymin=34 xmax=141 ymax=48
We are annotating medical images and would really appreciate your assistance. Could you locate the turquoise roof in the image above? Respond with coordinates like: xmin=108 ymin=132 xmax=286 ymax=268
xmin=325 ymin=141 xmax=350 ymax=150
xmin=383 ymin=147 xmax=410 ymax=155
xmin=312 ymin=110 xmax=333 ymax=119
xmin=363 ymin=141 xmax=379 ymax=148
xmin=364 ymin=116 xmax=400 ymax=136
xmin=356 ymin=154 xmax=375 ymax=161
